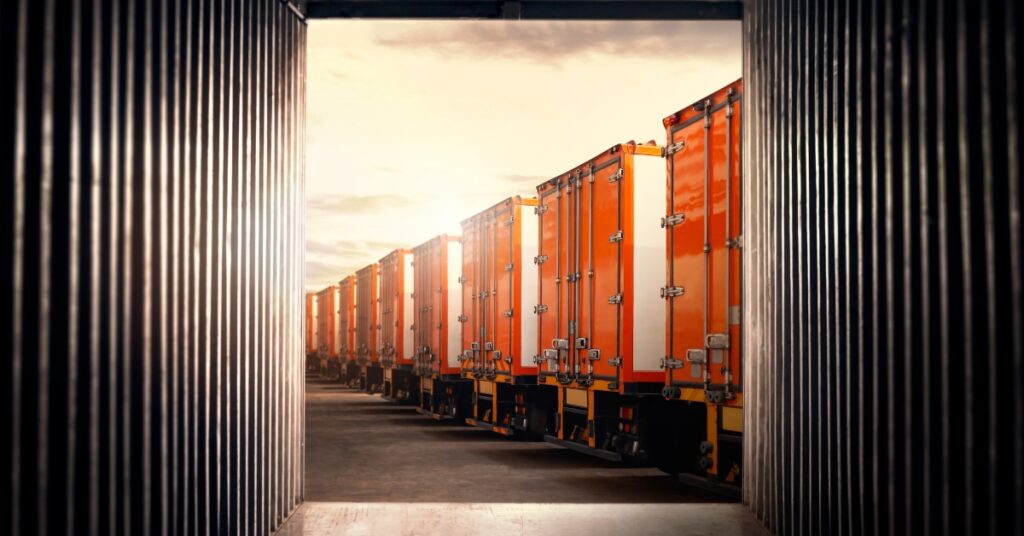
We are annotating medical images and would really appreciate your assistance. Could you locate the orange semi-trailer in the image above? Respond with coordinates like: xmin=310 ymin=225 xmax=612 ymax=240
xmin=306 ymin=292 xmax=319 ymax=372
xmin=411 ymin=234 xmax=467 ymax=419
xmin=355 ymin=263 xmax=382 ymax=392
xmin=458 ymin=196 xmax=549 ymax=436
xmin=657 ymin=79 xmax=743 ymax=493
xmin=533 ymin=140 xmax=668 ymax=459
xmin=379 ymin=248 xmax=417 ymax=402
xmin=316 ymin=285 xmax=339 ymax=379
xmin=338 ymin=275 xmax=357 ymax=383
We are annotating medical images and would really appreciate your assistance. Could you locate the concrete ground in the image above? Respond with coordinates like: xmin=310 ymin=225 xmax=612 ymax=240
xmin=277 ymin=378 xmax=767 ymax=535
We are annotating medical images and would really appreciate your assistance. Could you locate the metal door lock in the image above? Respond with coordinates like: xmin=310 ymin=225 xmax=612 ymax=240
xmin=705 ymin=333 xmax=729 ymax=349
xmin=685 ymin=349 xmax=707 ymax=364
xmin=574 ymin=338 xmax=589 ymax=349
xmin=587 ymin=349 xmax=601 ymax=361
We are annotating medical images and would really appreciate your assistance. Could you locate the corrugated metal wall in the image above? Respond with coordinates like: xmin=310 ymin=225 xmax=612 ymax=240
xmin=742 ymin=0 xmax=1023 ymax=534
xmin=3 ymin=0 xmax=307 ymax=534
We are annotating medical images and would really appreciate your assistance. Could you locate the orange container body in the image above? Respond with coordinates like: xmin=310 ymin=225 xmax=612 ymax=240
xmin=662 ymin=79 xmax=743 ymax=399
xmin=305 ymin=292 xmax=317 ymax=354
xmin=379 ymin=248 xmax=415 ymax=368
xmin=411 ymin=234 xmax=463 ymax=378
xmin=315 ymin=285 xmax=338 ymax=357
xmin=535 ymin=141 xmax=666 ymax=393
xmin=355 ymin=264 xmax=380 ymax=365
xmin=459 ymin=196 xmax=540 ymax=381
xmin=338 ymin=276 xmax=356 ymax=362
xmin=662 ymin=79 xmax=744 ymax=483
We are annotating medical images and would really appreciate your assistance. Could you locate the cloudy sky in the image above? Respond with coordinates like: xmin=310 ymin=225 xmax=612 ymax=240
xmin=305 ymin=20 xmax=741 ymax=292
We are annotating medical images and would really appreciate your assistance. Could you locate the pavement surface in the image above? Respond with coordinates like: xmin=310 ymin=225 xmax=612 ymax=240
xmin=281 ymin=377 xmax=768 ymax=535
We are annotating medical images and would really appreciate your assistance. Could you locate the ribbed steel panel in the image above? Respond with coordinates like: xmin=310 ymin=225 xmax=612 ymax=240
xmin=3 ymin=1 xmax=307 ymax=534
xmin=742 ymin=0 xmax=1023 ymax=534
xmin=304 ymin=0 xmax=744 ymax=20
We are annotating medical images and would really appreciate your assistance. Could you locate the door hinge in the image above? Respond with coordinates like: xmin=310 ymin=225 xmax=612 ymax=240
xmin=504 ymin=263 xmax=514 ymax=272
xmin=457 ymin=314 xmax=468 ymax=323
xmin=608 ymin=230 xmax=623 ymax=243
xmin=534 ymin=254 xmax=548 ymax=264
xmin=663 ymin=141 xmax=686 ymax=156
xmin=533 ymin=304 xmax=548 ymax=314
xmin=608 ymin=356 xmax=622 ymax=367
xmin=660 ymin=357 xmax=684 ymax=369
xmin=726 ymin=235 xmax=743 ymax=249
xmin=607 ymin=293 xmax=623 ymax=305
xmin=661 ymin=213 xmax=686 ymax=228
xmin=660 ymin=286 xmax=685 ymax=298
xmin=458 ymin=276 xmax=468 ymax=284
xmin=503 ymin=309 xmax=514 ymax=318
xmin=608 ymin=168 xmax=624 ymax=183
xmin=535 ymin=205 xmax=549 ymax=215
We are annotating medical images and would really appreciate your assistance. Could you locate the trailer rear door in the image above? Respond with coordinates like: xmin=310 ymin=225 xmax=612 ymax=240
xmin=665 ymin=80 xmax=743 ymax=394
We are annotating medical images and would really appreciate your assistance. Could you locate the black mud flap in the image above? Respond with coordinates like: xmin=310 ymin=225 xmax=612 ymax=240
xmin=543 ymin=435 xmax=622 ymax=462
xmin=466 ymin=418 xmax=515 ymax=437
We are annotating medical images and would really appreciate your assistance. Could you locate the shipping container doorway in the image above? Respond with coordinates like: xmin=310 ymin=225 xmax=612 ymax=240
xmin=288 ymin=6 xmax=762 ymax=533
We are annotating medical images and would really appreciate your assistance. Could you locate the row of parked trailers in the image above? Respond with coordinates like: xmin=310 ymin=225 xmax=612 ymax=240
xmin=305 ymin=79 xmax=743 ymax=493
